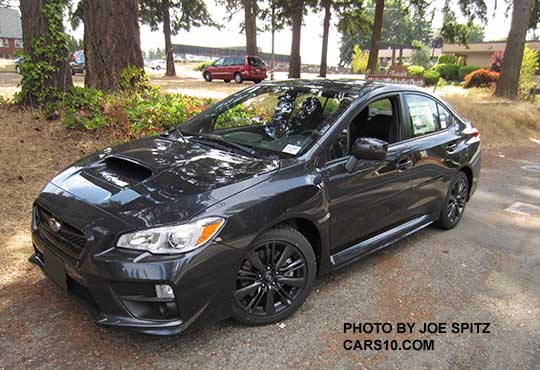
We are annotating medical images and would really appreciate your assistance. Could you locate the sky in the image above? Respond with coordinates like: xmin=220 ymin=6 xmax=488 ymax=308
xmin=61 ymin=1 xmax=526 ymax=66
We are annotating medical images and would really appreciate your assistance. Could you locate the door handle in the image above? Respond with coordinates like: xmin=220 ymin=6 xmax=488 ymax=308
xmin=397 ymin=157 xmax=413 ymax=172
xmin=446 ymin=142 xmax=458 ymax=153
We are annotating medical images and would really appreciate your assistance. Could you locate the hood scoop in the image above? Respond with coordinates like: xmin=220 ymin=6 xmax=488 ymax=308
xmin=84 ymin=156 xmax=153 ymax=189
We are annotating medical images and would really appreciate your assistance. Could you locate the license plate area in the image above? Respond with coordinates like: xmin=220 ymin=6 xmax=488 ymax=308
xmin=44 ymin=248 xmax=68 ymax=291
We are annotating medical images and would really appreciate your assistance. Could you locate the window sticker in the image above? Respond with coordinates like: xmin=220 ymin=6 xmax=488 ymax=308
xmin=282 ymin=144 xmax=302 ymax=155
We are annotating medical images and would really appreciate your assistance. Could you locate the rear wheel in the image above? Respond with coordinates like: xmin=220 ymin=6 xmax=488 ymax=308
xmin=203 ymin=72 xmax=212 ymax=82
xmin=234 ymin=72 xmax=243 ymax=84
xmin=435 ymin=171 xmax=469 ymax=229
xmin=224 ymin=79 xmax=231 ymax=83
xmin=231 ymin=226 xmax=316 ymax=325
xmin=253 ymin=79 xmax=262 ymax=84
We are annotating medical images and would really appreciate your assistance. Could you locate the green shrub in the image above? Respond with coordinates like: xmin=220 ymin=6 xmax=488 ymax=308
xmin=519 ymin=46 xmax=540 ymax=98
xmin=458 ymin=65 xmax=482 ymax=80
xmin=60 ymin=85 xmax=214 ymax=139
xmin=463 ymin=69 xmax=499 ymax=88
xmin=423 ymin=70 xmax=440 ymax=86
xmin=430 ymin=63 xmax=460 ymax=81
xmin=407 ymin=65 xmax=425 ymax=77
xmin=193 ymin=60 xmax=215 ymax=71
xmin=438 ymin=54 xmax=458 ymax=64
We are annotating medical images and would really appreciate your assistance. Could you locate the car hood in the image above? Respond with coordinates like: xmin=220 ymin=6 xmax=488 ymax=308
xmin=45 ymin=136 xmax=279 ymax=229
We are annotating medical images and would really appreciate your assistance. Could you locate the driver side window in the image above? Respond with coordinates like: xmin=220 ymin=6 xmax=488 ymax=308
xmin=326 ymin=96 xmax=398 ymax=162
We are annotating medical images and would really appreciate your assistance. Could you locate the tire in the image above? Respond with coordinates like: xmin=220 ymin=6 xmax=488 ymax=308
xmin=234 ymin=72 xmax=243 ymax=84
xmin=203 ymin=72 xmax=212 ymax=82
xmin=224 ymin=79 xmax=231 ymax=83
xmin=253 ymin=79 xmax=262 ymax=84
xmin=71 ymin=68 xmax=75 ymax=75
xmin=435 ymin=171 xmax=469 ymax=230
xmin=155 ymin=65 xmax=161 ymax=70
xmin=231 ymin=226 xmax=316 ymax=326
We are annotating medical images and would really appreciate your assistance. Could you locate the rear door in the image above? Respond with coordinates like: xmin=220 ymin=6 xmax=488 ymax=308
xmin=401 ymin=93 xmax=460 ymax=219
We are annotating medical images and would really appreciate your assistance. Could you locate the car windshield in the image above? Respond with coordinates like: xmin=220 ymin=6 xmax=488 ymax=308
xmin=177 ymin=84 xmax=357 ymax=157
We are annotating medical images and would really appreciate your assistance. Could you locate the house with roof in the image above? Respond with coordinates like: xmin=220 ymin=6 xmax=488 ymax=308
xmin=442 ymin=41 xmax=540 ymax=67
xmin=0 ymin=8 xmax=23 ymax=58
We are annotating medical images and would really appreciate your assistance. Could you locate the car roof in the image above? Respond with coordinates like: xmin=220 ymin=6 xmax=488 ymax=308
xmin=260 ymin=78 xmax=428 ymax=96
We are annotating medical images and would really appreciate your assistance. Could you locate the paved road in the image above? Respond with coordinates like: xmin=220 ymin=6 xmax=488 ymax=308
xmin=1 ymin=144 xmax=540 ymax=369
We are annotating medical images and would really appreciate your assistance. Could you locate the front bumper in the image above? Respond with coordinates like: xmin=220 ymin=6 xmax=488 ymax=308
xmin=30 ymin=210 xmax=243 ymax=335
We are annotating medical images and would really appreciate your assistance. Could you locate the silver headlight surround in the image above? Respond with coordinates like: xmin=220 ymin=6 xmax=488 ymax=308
xmin=116 ymin=217 xmax=225 ymax=254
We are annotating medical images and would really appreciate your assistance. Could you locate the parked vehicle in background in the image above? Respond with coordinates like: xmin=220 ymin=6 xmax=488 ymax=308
xmin=149 ymin=59 xmax=167 ymax=70
xmin=29 ymin=80 xmax=480 ymax=335
xmin=202 ymin=55 xmax=267 ymax=84
xmin=70 ymin=50 xmax=85 ymax=75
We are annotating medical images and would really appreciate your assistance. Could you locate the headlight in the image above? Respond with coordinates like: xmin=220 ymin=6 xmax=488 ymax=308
xmin=116 ymin=217 xmax=225 ymax=254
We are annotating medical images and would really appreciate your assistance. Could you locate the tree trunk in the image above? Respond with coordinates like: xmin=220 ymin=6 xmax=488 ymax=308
xmin=366 ymin=0 xmax=384 ymax=74
xmin=162 ymin=0 xmax=176 ymax=76
xmin=271 ymin=6 xmax=275 ymax=80
xmin=288 ymin=0 xmax=303 ymax=78
xmin=83 ymin=0 xmax=144 ymax=91
xmin=319 ymin=0 xmax=331 ymax=77
xmin=19 ymin=0 xmax=72 ymax=106
xmin=244 ymin=0 xmax=257 ymax=55
xmin=494 ymin=0 xmax=533 ymax=98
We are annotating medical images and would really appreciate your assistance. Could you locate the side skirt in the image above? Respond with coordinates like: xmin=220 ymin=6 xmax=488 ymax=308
xmin=330 ymin=215 xmax=433 ymax=269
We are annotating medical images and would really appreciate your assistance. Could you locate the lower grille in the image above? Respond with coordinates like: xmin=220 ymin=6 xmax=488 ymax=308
xmin=35 ymin=206 xmax=86 ymax=263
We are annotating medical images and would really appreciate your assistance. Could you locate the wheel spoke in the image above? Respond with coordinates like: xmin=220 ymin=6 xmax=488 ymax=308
xmin=265 ymin=288 xmax=275 ymax=315
xmin=247 ymin=251 xmax=267 ymax=274
xmin=237 ymin=269 xmax=260 ymax=281
xmin=276 ymin=276 xmax=305 ymax=288
xmin=234 ymin=282 xmax=262 ymax=300
xmin=275 ymin=284 xmax=292 ymax=305
xmin=279 ymin=258 xmax=305 ymax=275
xmin=247 ymin=286 xmax=265 ymax=311
xmin=275 ymin=245 xmax=293 ymax=270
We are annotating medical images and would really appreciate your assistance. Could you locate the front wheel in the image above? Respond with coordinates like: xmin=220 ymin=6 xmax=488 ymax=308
xmin=203 ymin=72 xmax=212 ymax=82
xmin=435 ymin=171 xmax=469 ymax=229
xmin=231 ymin=226 xmax=316 ymax=325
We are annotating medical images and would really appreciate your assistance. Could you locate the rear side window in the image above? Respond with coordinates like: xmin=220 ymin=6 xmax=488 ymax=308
xmin=404 ymin=94 xmax=440 ymax=137
xmin=248 ymin=57 xmax=265 ymax=67
xmin=437 ymin=103 xmax=451 ymax=129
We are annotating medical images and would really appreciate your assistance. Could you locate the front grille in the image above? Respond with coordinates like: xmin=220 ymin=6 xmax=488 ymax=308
xmin=35 ymin=205 xmax=86 ymax=263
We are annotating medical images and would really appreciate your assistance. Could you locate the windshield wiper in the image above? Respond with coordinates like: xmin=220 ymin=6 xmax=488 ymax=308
xmin=188 ymin=134 xmax=269 ymax=160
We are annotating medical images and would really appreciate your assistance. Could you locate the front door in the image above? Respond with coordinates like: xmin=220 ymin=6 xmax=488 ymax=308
xmin=319 ymin=94 xmax=414 ymax=254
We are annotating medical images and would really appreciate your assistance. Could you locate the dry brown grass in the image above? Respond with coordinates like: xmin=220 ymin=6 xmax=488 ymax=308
xmin=441 ymin=89 xmax=540 ymax=149
xmin=0 ymin=107 xmax=115 ymax=276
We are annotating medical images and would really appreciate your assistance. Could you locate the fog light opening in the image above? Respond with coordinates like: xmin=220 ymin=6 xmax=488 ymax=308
xmin=155 ymin=284 xmax=175 ymax=299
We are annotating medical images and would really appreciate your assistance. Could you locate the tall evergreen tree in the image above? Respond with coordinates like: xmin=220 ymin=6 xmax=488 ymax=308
xmin=83 ymin=0 xmax=144 ymax=91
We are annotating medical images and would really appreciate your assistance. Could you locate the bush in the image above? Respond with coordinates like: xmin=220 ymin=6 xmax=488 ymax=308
xmin=458 ymin=65 xmax=482 ymax=80
xmin=431 ymin=63 xmax=460 ymax=81
xmin=423 ymin=70 xmax=440 ymax=86
xmin=407 ymin=65 xmax=425 ymax=77
xmin=193 ymin=60 xmax=215 ymax=71
xmin=463 ymin=69 xmax=499 ymax=88
xmin=61 ymin=86 xmax=214 ymax=139
xmin=438 ymin=54 xmax=458 ymax=65
xmin=518 ymin=46 xmax=540 ymax=98
xmin=351 ymin=45 xmax=369 ymax=73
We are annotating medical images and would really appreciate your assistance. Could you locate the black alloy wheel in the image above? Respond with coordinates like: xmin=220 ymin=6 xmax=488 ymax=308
xmin=231 ymin=226 xmax=316 ymax=325
xmin=436 ymin=171 xmax=469 ymax=229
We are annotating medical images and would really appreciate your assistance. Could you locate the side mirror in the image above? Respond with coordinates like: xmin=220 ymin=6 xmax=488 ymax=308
xmin=352 ymin=137 xmax=388 ymax=160
xmin=345 ymin=137 xmax=388 ymax=173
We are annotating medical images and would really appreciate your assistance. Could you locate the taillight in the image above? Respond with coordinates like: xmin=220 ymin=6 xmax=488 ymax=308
xmin=471 ymin=128 xmax=480 ymax=139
